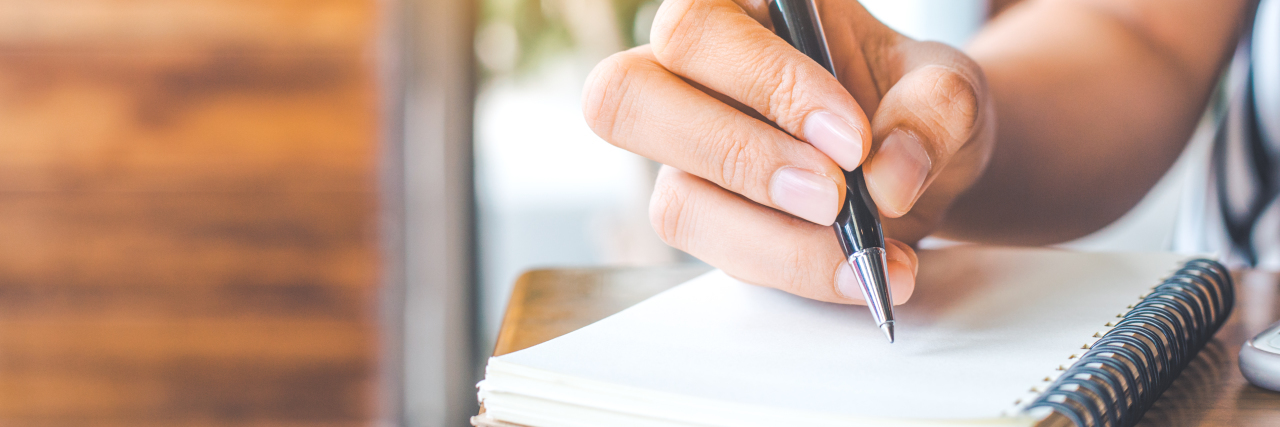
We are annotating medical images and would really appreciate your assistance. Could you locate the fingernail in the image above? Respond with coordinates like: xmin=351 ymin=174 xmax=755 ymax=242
xmin=770 ymin=167 xmax=840 ymax=225
xmin=804 ymin=111 xmax=864 ymax=171
xmin=887 ymin=262 xmax=915 ymax=306
xmin=884 ymin=247 xmax=916 ymax=305
xmin=865 ymin=130 xmax=930 ymax=216
xmin=835 ymin=262 xmax=866 ymax=303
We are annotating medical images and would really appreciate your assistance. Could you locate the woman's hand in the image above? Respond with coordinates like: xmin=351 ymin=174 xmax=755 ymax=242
xmin=582 ymin=0 xmax=994 ymax=305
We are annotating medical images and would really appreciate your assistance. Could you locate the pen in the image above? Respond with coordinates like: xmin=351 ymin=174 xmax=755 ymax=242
xmin=768 ymin=0 xmax=896 ymax=342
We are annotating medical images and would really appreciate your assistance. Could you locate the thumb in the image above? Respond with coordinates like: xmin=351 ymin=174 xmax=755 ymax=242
xmin=862 ymin=42 xmax=988 ymax=218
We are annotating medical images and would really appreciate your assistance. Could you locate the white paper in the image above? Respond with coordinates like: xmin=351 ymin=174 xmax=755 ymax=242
xmin=481 ymin=247 xmax=1192 ymax=426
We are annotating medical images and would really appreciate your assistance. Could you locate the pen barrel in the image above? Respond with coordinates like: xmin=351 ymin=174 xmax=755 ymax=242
xmin=847 ymin=246 xmax=894 ymax=326
xmin=769 ymin=0 xmax=885 ymax=253
xmin=833 ymin=170 xmax=885 ymax=252
xmin=768 ymin=0 xmax=834 ymax=74
xmin=771 ymin=0 xmax=894 ymax=342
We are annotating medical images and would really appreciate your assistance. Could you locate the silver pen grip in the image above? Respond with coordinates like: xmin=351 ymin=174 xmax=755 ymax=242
xmin=848 ymin=247 xmax=895 ymax=338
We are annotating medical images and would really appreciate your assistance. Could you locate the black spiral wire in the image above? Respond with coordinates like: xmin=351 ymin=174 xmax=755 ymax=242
xmin=1027 ymin=259 xmax=1233 ymax=427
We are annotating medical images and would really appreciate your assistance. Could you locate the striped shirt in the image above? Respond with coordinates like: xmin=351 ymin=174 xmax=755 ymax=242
xmin=1173 ymin=0 xmax=1280 ymax=268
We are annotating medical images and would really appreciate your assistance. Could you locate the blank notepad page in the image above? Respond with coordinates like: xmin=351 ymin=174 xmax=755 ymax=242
xmin=488 ymin=247 xmax=1190 ymax=421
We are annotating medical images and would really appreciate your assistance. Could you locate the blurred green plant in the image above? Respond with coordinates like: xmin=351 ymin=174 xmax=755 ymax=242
xmin=477 ymin=0 xmax=658 ymax=78
xmin=611 ymin=0 xmax=657 ymax=47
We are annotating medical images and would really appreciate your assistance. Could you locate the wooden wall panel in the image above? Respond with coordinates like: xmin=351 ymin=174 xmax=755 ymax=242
xmin=0 ymin=0 xmax=374 ymax=51
xmin=0 ymin=53 xmax=377 ymax=192
xmin=0 ymin=0 xmax=386 ymax=425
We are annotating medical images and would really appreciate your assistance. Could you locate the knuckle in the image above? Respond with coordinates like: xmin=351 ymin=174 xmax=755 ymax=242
xmin=744 ymin=54 xmax=803 ymax=124
xmin=701 ymin=115 xmax=768 ymax=198
xmin=582 ymin=49 xmax=649 ymax=145
xmin=648 ymin=170 xmax=696 ymax=249
xmin=711 ymin=128 xmax=757 ymax=193
xmin=650 ymin=0 xmax=710 ymax=68
xmin=917 ymin=65 xmax=979 ymax=155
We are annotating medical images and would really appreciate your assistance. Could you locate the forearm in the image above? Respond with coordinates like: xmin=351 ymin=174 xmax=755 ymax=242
xmin=938 ymin=0 xmax=1252 ymax=244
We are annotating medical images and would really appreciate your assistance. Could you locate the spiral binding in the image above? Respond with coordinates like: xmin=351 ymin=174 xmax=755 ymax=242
xmin=1027 ymin=259 xmax=1233 ymax=427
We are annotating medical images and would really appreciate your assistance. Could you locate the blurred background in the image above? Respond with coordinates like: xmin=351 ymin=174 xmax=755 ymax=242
xmin=0 ymin=1 xmax=390 ymax=427
xmin=0 ymin=0 xmax=1196 ymax=426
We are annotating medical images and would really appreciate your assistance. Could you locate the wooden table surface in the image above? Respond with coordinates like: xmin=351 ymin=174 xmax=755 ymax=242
xmin=0 ymin=1 xmax=387 ymax=425
xmin=484 ymin=266 xmax=1280 ymax=427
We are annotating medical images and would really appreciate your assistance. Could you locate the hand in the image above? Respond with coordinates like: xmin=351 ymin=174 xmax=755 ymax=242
xmin=582 ymin=0 xmax=994 ymax=305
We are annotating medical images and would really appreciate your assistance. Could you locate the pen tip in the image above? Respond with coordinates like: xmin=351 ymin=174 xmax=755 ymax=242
xmin=881 ymin=323 xmax=895 ymax=343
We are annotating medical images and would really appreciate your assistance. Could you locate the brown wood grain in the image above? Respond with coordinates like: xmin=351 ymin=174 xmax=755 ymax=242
xmin=492 ymin=266 xmax=712 ymax=357
xmin=0 ymin=0 xmax=386 ymax=424
xmin=0 ymin=52 xmax=378 ymax=192
xmin=0 ymin=0 xmax=374 ymax=52
xmin=0 ymin=198 xmax=382 ymax=424
xmin=479 ymin=267 xmax=1280 ymax=427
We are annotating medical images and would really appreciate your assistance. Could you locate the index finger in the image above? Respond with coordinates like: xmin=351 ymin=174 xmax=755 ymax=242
xmin=649 ymin=0 xmax=872 ymax=171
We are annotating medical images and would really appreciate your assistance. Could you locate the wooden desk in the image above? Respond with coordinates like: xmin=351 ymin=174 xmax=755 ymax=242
xmin=482 ymin=266 xmax=1280 ymax=427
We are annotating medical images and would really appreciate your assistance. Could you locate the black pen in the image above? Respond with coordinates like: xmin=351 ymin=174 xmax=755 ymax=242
xmin=768 ymin=0 xmax=895 ymax=342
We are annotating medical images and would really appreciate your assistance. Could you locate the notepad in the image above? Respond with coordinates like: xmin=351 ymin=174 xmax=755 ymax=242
xmin=476 ymin=246 xmax=1233 ymax=427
